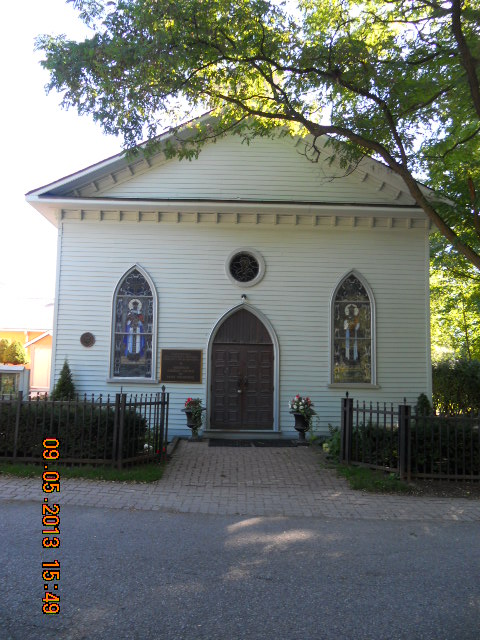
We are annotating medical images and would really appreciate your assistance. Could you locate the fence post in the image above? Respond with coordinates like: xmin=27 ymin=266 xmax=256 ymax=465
xmin=159 ymin=386 xmax=166 ymax=463
xmin=340 ymin=394 xmax=353 ymax=464
xmin=398 ymin=403 xmax=411 ymax=481
xmin=117 ymin=394 xmax=127 ymax=470
xmin=164 ymin=390 xmax=169 ymax=460
xmin=13 ymin=390 xmax=23 ymax=461
xmin=112 ymin=394 xmax=120 ymax=466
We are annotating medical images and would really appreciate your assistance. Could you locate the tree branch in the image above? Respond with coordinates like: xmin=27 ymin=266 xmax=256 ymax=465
xmin=437 ymin=125 xmax=480 ymax=159
xmin=467 ymin=177 xmax=480 ymax=238
xmin=399 ymin=84 xmax=454 ymax=117
xmin=451 ymin=0 xmax=480 ymax=118
xmin=306 ymin=122 xmax=480 ymax=269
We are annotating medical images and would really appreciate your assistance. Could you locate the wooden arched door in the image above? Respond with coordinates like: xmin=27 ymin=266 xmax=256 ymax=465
xmin=211 ymin=309 xmax=274 ymax=430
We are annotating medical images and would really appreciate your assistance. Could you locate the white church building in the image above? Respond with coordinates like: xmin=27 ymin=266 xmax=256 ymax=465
xmin=26 ymin=123 xmax=432 ymax=437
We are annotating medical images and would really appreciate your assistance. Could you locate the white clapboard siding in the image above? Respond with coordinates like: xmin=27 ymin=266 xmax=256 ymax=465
xmin=93 ymin=135 xmax=415 ymax=206
xmin=52 ymin=220 xmax=430 ymax=436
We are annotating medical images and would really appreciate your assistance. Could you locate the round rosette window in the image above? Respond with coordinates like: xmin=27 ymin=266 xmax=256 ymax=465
xmin=226 ymin=248 xmax=265 ymax=287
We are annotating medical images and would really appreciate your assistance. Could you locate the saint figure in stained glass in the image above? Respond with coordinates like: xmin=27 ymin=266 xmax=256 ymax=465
xmin=124 ymin=298 xmax=145 ymax=358
xmin=344 ymin=304 xmax=360 ymax=361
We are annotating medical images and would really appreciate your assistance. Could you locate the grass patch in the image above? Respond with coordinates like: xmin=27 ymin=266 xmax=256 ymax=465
xmin=0 ymin=462 xmax=165 ymax=483
xmin=337 ymin=464 xmax=413 ymax=494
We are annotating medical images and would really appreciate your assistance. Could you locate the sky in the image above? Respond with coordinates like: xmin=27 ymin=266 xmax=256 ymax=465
xmin=0 ymin=1 xmax=122 ymax=307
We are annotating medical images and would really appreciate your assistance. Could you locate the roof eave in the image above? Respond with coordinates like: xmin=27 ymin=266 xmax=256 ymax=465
xmin=25 ymin=112 xmax=216 ymax=199
xmin=27 ymin=194 xmax=426 ymax=227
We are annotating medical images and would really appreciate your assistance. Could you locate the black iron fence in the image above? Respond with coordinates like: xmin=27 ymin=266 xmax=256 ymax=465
xmin=0 ymin=387 xmax=169 ymax=468
xmin=340 ymin=395 xmax=480 ymax=481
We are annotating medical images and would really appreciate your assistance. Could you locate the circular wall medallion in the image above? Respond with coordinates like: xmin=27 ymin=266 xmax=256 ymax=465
xmin=226 ymin=248 xmax=265 ymax=288
xmin=80 ymin=332 xmax=95 ymax=348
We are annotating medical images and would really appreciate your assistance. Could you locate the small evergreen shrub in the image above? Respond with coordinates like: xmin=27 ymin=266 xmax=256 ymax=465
xmin=415 ymin=393 xmax=432 ymax=416
xmin=51 ymin=360 xmax=76 ymax=401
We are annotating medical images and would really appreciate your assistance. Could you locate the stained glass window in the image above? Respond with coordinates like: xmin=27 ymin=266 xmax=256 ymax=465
xmin=111 ymin=267 xmax=155 ymax=379
xmin=226 ymin=248 xmax=265 ymax=287
xmin=332 ymin=273 xmax=373 ymax=384
xmin=229 ymin=252 xmax=260 ymax=283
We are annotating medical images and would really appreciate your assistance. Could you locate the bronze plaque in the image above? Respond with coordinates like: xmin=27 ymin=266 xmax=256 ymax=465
xmin=160 ymin=350 xmax=202 ymax=383
xmin=80 ymin=332 xmax=95 ymax=347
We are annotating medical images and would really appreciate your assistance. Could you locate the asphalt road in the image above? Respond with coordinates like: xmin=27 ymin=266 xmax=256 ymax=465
xmin=2 ymin=500 xmax=479 ymax=640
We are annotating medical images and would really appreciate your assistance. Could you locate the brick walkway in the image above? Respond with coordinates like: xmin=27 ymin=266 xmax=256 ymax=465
xmin=1 ymin=440 xmax=479 ymax=521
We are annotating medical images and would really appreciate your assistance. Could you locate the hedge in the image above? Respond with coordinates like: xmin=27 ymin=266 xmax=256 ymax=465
xmin=350 ymin=418 xmax=479 ymax=477
xmin=432 ymin=359 xmax=480 ymax=415
xmin=0 ymin=402 xmax=148 ymax=461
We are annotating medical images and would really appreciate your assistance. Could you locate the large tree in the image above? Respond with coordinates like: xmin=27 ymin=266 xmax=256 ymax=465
xmin=37 ymin=0 xmax=480 ymax=269
xmin=430 ymin=268 xmax=480 ymax=360
xmin=2 ymin=341 xmax=28 ymax=365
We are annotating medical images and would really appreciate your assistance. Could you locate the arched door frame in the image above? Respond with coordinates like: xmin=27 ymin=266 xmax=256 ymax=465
xmin=206 ymin=302 xmax=280 ymax=432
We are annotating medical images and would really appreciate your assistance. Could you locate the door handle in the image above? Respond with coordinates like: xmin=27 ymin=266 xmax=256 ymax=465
xmin=237 ymin=376 xmax=247 ymax=392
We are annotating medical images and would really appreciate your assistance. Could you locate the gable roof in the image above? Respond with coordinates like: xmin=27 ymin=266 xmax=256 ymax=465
xmin=26 ymin=117 xmax=430 ymax=227
xmin=24 ymin=330 xmax=53 ymax=348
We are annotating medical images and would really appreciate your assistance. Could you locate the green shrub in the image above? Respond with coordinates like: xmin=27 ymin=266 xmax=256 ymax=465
xmin=411 ymin=415 xmax=479 ymax=476
xmin=345 ymin=415 xmax=479 ymax=476
xmin=351 ymin=422 xmax=399 ymax=468
xmin=3 ymin=341 xmax=28 ymax=365
xmin=51 ymin=360 xmax=76 ymax=401
xmin=0 ymin=339 xmax=9 ymax=364
xmin=0 ymin=401 xmax=148 ymax=461
xmin=432 ymin=359 xmax=480 ymax=415
xmin=322 ymin=425 xmax=341 ymax=461
xmin=415 ymin=393 xmax=432 ymax=416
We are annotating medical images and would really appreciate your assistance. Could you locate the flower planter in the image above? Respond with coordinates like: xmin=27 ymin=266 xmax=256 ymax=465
xmin=288 ymin=395 xmax=315 ymax=444
xmin=181 ymin=406 xmax=205 ymax=441
xmin=291 ymin=412 xmax=310 ymax=442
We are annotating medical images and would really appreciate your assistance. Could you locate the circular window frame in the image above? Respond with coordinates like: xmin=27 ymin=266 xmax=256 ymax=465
xmin=225 ymin=248 xmax=266 ymax=288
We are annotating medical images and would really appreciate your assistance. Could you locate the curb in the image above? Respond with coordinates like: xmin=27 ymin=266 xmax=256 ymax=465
xmin=166 ymin=436 xmax=181 ymax=458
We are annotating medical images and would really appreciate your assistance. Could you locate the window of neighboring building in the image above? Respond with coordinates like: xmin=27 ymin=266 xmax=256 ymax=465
xmin=0 ymin=373 xmax=18 ymax=396
xmin=332 ymin=272 xmax=375 ymax=384
xmin=110 ymin=266 xmax=157 ymax=380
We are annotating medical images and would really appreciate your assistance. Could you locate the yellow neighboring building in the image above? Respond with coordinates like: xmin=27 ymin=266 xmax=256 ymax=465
xmin=0 ymin=299 xmax=54 ymax=395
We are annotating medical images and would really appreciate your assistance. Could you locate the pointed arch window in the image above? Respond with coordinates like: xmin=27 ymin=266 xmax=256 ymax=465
xmin=110 ymin=266 xmax=157 ymax=380
xmin=332 ymin=272 xmax=375 ymax=384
